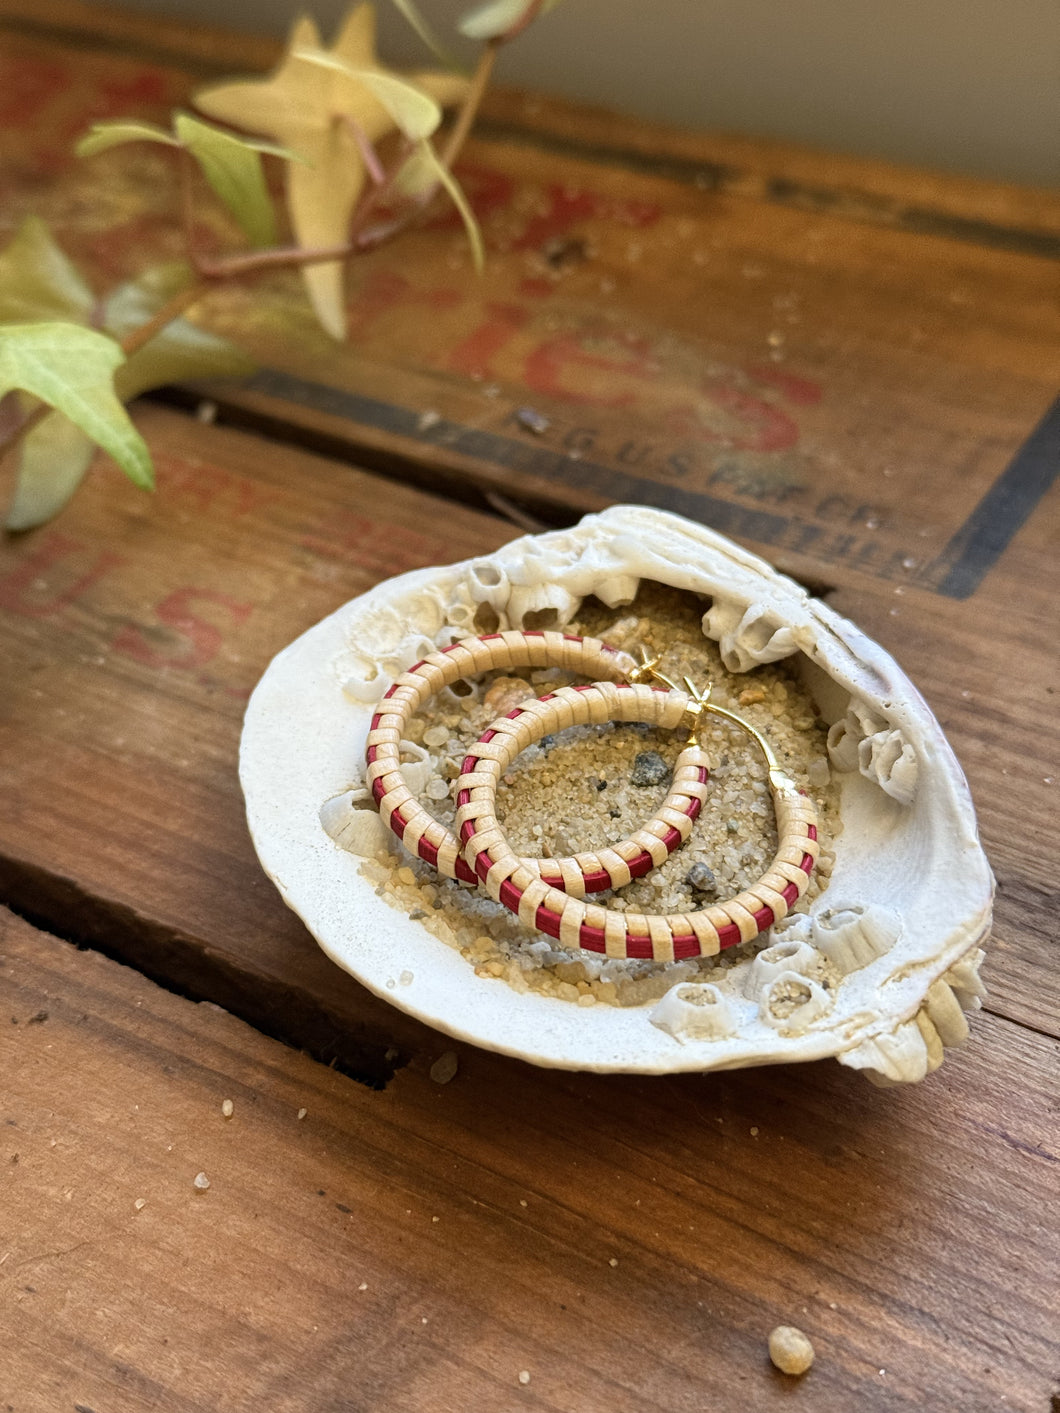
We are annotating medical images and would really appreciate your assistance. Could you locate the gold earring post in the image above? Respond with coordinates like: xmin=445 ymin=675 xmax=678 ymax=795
xmin=645 ymin=662 xmax=781 ymax=771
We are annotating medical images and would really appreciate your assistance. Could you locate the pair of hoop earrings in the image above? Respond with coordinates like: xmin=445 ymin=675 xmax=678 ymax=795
xmin=364 ymin=629 xmax=818 ymax=962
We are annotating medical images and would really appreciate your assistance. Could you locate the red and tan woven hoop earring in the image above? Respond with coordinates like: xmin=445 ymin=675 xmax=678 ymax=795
xmin=364 ymin=630 xmax=707 ymax=894
xmin=455 ymin=677 xmax=819 ymax=962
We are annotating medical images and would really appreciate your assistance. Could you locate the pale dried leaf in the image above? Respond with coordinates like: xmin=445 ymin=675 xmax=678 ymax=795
xmin=293 ymin=50 xmax=442 ymax=140
xmin=194 ymin=4 xmax=469 ymax=339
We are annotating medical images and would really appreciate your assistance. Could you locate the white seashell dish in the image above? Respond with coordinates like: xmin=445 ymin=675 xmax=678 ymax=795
xmin=240 ymin=505 xmax=993 ymax=1083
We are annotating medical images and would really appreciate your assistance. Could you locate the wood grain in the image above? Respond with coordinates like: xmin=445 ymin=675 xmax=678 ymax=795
xmin=1 ymin=0 xmax=1057 ymax=603
xmin=0 ymin=406 xmax=511 ymax=1081
xmin=478 ymin=86 xmax=1060 ymax=248
xmin=0 ymin=0 xmax=1055 ymax=1037
xmin=0 ymin=3 xmax=1054 ymax=1041
xmin=0 ymin=9 xmax=1056 ymax=1406
xmin=2 ymin=907 xmax=1058 ymax=1413
xmin=4 ymin=0 xmax=1059 ymax=237
xmin=0 ymin=404 xmax=1053 ymax=1043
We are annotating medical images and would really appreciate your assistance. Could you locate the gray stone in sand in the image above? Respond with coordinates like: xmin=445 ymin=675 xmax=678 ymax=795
xmin=630 ymin=751 xmax=670 ymax=787
xmin=686 ymin=862 xmax=717 ymax=893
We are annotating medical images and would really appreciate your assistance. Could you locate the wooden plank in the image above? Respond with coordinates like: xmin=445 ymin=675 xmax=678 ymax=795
xmin=4 ymin=0 xmax=1060 ymax=241
xmin=2 ymin=907 xmax=1058 ymax=1413
xmin=0 ymin=404 xmax=1052 ymax=1042
xmin=0 ymin=6 xmax=1055 ymax=1039
xmin=1 ymin=2 xmax=1058 ymax=605
xmin=0 ymin=0 xmax=280 ymax=72
xmin=479 ymin=87 xmax=1060 ymax=250
xmin=0 ymin=406 xmax=510 ymax=1081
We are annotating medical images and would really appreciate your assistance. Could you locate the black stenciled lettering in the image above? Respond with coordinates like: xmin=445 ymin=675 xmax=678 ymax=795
xmin=665 ymin=451 xmax=694 ymax=478
xmin=563 ymin=426 xmax=598 ymax=454
xmin=615 ymin=440 xmax=655 ymax=467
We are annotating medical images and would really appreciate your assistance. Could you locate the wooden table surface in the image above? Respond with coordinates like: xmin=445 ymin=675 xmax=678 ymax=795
xmin=0 ymin=4 xmax=1057 ymax=1410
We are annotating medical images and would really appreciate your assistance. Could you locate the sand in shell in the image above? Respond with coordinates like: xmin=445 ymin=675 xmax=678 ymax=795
xmin=360 ymin=582 xmax=841 ymax=1008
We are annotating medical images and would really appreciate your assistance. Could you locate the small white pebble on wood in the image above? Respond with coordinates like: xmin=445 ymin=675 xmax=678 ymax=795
xmin=221 ymin=1099 xmax=234 ymax=1119
xmin=768 ymin=1325 xmax=814 ymax=1376
xmin=193 ymin=1172 xmax=210 ymax=1192
xmin=430 ymin=1051 xmax=459 ymax=1084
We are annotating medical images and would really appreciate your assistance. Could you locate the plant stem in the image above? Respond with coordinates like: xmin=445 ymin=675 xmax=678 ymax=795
xmin=440 ymin=38 xmax=499 ymax=171
xmin=356 ymin=41 xmax=499 ymax=252
xmin=194 ymin=241 xmax=359 ymax=279
xmin=120 ymin=280 xmax=209 ymax=356
xmin=338 ymin=113 xmax=386 ymax=186
xmin=2 ymin=401 xmax=50 ymax=456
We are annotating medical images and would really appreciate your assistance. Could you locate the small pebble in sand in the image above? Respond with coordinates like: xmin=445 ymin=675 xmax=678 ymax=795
xmin=221 ymin=1099 xmax=234 ymax=1119
xmin=192 ymin=1172 xmax=210 ymax=1192
xmin=685 ymin=862 xmax=717 ymax=893
xmin=807 ymin=757 xmax=831 ymax=789
xmin=768 ymin=1325 xmax=814 ymax=1376
xmin=630 ymin=750 xmax=670 ymax=787
xmin=518 ymin=1370 xmax=531 ymax=1386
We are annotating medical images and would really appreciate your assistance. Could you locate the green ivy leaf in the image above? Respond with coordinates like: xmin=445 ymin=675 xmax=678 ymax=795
xmin=3 ymin=265 xmax=255 ymax=530
xmin=5 ymin=412 xmax=97 ymax=532
xmin=105 ymin=262 xmax=256 ymax=400
xmin=0 ymin=324 xmax=152 ymax=497
xmin=396 ymin=140 xmax=484 ymax=272
xmin=458 ymin=0 xmax=563 ymax=41
xmin=79 ymin=113 xmax=303 ymax=250
xmin=0 ymin=225 xmax=256 ymax=528
xmin=75 ymin=120 xmax=180 ymax=157
xmin=0 ymin=217 xmax=94 ymax=325
xmin=173 ymin=114 xmax=280 ymax=248
xmin=0 ymin=223 xmax=100 ymax=529
xmin=294 ymin=49 xmax=442 ymax=140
